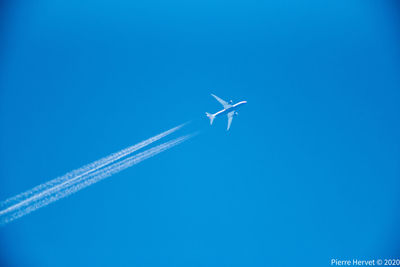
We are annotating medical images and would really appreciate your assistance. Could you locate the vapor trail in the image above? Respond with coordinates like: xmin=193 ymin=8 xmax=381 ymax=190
xmin=0 ymin=124 xmax=185 ymax=210
xmin=0 ymin=133 xmax=194 ymax=225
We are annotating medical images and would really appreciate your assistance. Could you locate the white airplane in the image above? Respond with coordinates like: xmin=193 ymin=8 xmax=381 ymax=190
xmin=205 ymin=94 xmax=247 ymax=130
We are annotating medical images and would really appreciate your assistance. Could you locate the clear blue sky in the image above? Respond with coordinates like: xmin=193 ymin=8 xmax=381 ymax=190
xmin=1 ymin=0 xmax=400 ymax=266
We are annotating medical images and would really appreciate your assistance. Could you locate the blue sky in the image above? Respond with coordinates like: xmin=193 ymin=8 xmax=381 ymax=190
xmin=1 ymin=0 xmax=400 ymax=266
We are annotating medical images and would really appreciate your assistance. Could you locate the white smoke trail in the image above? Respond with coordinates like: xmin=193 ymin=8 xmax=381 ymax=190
xmin=0 ymin=124 xmax=185 ymax=210
xmin=0 ymin=133 xmax=194 ymax=225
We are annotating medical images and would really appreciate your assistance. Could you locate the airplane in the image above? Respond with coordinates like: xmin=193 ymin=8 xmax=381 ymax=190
xmin=205 ymin=94 xmax=247 ymax=130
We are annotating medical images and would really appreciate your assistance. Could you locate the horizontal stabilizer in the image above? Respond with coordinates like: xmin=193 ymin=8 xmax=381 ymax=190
xmin=205 ymin=112 xmax=215 ymax=125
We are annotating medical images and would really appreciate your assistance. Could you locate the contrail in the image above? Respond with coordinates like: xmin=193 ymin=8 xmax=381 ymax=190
xmin=0 ymin=133 xmax=194 ymax=225
xmin=0 ymin=124 xmax=185 ymax=210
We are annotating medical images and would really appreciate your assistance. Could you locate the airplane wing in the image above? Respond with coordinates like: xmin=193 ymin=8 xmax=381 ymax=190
xmin=211 ymin=94 xmax=231 ymax=109
xmin=227 ymin=111 xmax=234 ymax=130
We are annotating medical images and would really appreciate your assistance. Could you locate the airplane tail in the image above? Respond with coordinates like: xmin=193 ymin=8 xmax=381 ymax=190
xmin=205 ymin=112 xmax=215 ymax=125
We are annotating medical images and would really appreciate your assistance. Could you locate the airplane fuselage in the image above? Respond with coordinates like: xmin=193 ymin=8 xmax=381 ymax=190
xmin=212 ymin=101 xmax=247 ymax=117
